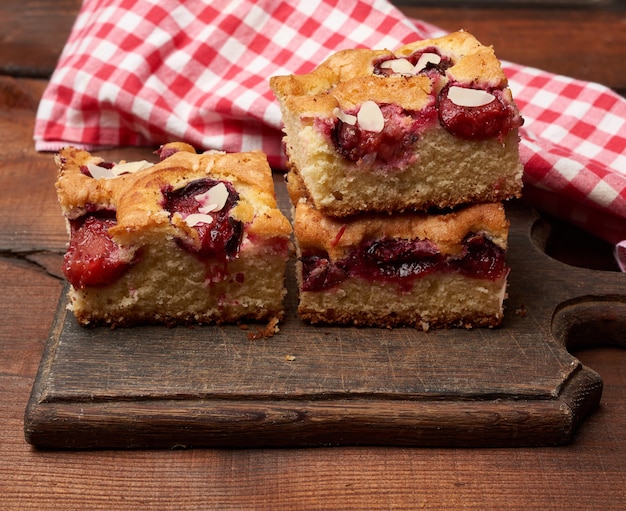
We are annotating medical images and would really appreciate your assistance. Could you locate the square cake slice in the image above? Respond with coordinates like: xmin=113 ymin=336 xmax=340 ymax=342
xmin=55 ymin=142 xmax=292 ymax=327
xmin=292 ymin=193 xmax=510 ymax=329
xmin=270 ymin=30 xmax=524 ymax=217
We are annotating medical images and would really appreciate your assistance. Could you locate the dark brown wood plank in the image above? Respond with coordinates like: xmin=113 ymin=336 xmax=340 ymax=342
xmin=0 ymin=0 xmax=80 ymax=77
xmin=0 ymin=76 xmax=65 ymax=252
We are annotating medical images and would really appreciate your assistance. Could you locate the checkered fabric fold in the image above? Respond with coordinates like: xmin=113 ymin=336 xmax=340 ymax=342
xmin=34 ymin=0 xmax=626 ymax=268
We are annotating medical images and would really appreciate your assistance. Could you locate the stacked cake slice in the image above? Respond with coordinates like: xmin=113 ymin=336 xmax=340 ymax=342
xmin=271 ymin=31 xmax=524 ymax=329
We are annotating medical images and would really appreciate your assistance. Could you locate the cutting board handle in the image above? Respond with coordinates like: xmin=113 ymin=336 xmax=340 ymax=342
xmin=552 ymin=297 xmax=626 ymax=351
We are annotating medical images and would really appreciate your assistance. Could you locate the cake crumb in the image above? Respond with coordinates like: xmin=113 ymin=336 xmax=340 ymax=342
xmin=247 ymin=317 xmax=280 ymax=341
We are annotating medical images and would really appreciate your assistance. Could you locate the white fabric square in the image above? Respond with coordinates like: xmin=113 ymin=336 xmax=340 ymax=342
xmin=577 ymin=140 xmax=604 ymax=160
xmin=598 ymin=111 xmax=625 ymax=136
xmin=590 ymin=180 xmax=619 ymax=207
xmin=116 ymin=10 xmax=146 ymax=34
xmin=563 ymin=99 xmax=591 ymax=119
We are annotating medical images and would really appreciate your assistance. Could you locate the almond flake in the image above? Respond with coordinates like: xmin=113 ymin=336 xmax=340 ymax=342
xmin=86 ymin=160 xmax=153 ymax=179
xmin=184 ymin=213 xmax=214 ymax=227
xmin=380 ymin=58 xmax=415 ymax=75
xmin=447 ymin=86 xmax=495 ymax=107
xmin=198 ymin=205 xmax=218 ymax=214
xmin=357 ymin=101 xmax=385 ymax=133
xmin=414 ymin=52 xmax=441 ymax=72
xmin=86 ymin=163 xmax=114 ymax=179
xmin=194 ymin=182 xmax=229 ymax=213
xmin=333 ymin=107 xmax=357 ymax=126
xmin=112 ymin=160 xmax=153 ymax=176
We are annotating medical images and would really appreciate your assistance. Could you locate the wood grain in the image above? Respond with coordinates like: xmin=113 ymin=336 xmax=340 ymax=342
xmin=0 ymin=0 xmax=80 ymax=77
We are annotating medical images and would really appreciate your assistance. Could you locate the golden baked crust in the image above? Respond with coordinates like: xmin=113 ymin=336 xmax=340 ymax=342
xmin=294 ymin=199 xmax=509 ymax=260
xmin=278 ymin=74 xmax=435 ymax=120
xmin=270 ymin=48 xmax=391 ymax=98
xmin=394 ymin=31 xmax=508 ymax=87
xmin=56 ymin=144 xmax=292 ymax=241
xmin=270 ymin=30 xmax=509 ymax=120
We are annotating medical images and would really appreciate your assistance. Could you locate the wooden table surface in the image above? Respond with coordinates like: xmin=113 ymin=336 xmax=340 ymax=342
xmin=1 ymin=1 xmax=625 ymax=509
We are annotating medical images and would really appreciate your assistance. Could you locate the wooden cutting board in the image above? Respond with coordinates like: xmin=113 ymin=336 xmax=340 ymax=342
xmin=24 ymin=198 xmax=626 ymax=449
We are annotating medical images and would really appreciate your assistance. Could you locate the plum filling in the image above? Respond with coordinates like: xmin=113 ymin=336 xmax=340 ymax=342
xmin=438 ymin=84 xmax=523 ymax=141
xmin=453 ymin=233 xmax=508 ymax=280
xmin=300 ymin=233 xmax=507 ymax=292
xmin=162 ymin=178 xmax=243 ymax=263
xmin=64 ymin=211 xmax=134 ymax=288
xmin=328 ymin=103 xmax=437 ymax=170
xmin=155 ymin=145 xmax=179 ymax=161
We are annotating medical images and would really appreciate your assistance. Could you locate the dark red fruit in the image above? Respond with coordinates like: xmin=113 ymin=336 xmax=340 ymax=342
xmin=332 ymin=103 xmax=436 ymax=169
xmin=449 ymin=233 xmax=508 ymax=280
xmin=438 ymin=85 xmax=522 ymax=140
xmin=63 ymin=213 xmax=132 ymax=288
xmin=300 ymin=233 xmax=506 ymax=292
xmin=155 ymin=145 xmax=179 ymax=161
xmin=162 ymin=178 xmax=243 ymax=262
xmin=358 ymin=238 xmax=442 ymax=280
xmin=300 ymin=251 xmax=348 ymax=292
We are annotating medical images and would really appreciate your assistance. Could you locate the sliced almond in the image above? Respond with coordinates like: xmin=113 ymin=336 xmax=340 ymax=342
xmin=195 ymin=182 xmax=229 ymax=213
xmin=86 ymin=159 xmax=153 ymax=179
xmin=447 ymin=86 xmax=495 ymax=108
xmin=184 ymin=213 xmax=214 ymax=227
xmin=111 ymin=160 xmax=153 ymax=176
xmin=333 ymin=107 xmax=357 ymax=126
xmin=198 ymin=204 xmax=219 ymax=215
xmin=414 ymin=52 xmax=441 ymax=72
xmin=380 ymin=58 xmax=415 ymax=75
xmin=86 ymin=163 xmax=114 ymax=179
xmin=357 ymin=101 xmax=385 ymax=133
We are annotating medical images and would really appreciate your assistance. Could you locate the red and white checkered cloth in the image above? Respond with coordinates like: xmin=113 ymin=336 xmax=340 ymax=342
xmin=34 ymin=0 xmax=626 ymax=269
